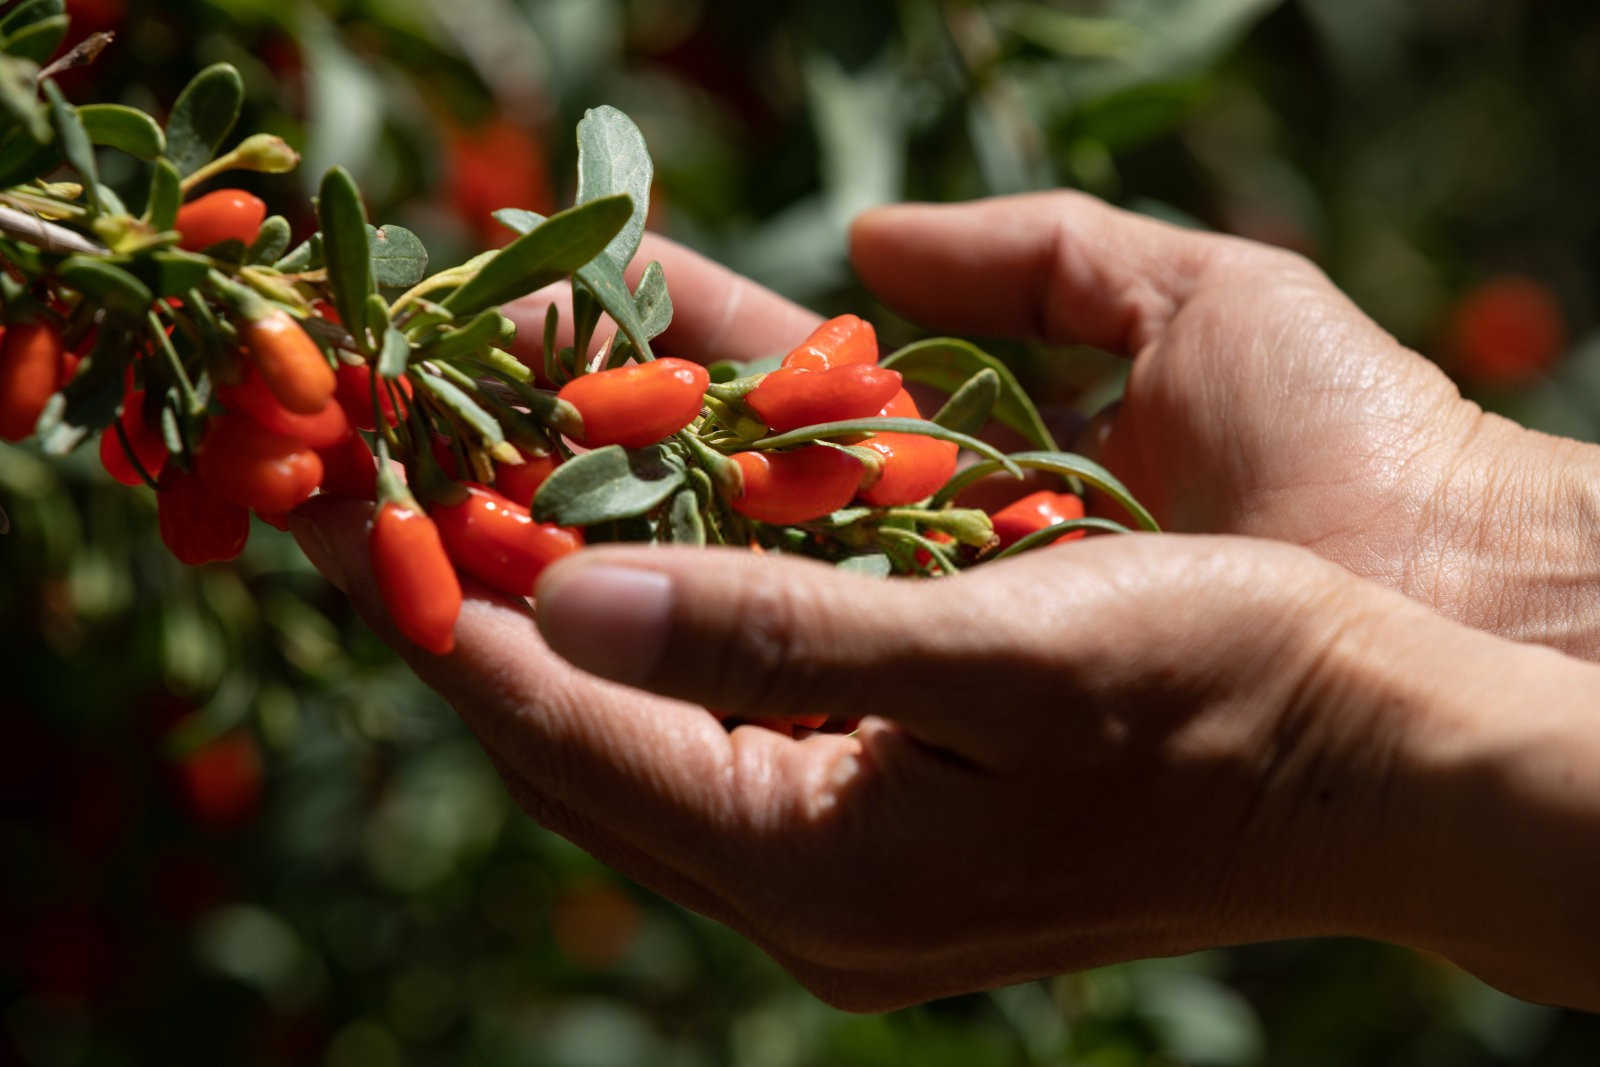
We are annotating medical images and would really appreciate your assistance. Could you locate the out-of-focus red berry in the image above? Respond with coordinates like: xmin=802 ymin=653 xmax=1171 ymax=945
xmin=1447 ymin=276 xmax=1566 ymax=387
xmin=175 ymin=731 xmax=263 ymax=828
xmin=447 ymin=117 xmax=556 ymax=247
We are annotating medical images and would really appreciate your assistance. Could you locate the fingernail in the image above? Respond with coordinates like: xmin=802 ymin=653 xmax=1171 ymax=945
xmin=536 ymin=564 xmax=674 ymax=687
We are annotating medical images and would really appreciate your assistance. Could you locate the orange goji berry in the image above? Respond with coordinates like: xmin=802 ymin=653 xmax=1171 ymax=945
xmin=431 ymin=484 xmax=584 ymax=599
xmin=780 ymin=315 xmax=878 ymax=372
xmin=176 ymin=189 xmax=267 ymax=252
xmin=990 ymin=491 xmax=1086 ymax=551
xmin=196 ymin=412 xmax=324 ymax=516
xmin=218 ymin=364 xmax=352 ymax=448
xmin=99 ymin=388 xmax=168 ymax=486
xmin=0 ymin=319 xmax=64 ymax=442
xmin=746 ymin=364 xmax=903 ymax=433
xmin=557 ymin=358 xmax=709 ymax=449
xmin=240 ymin=308 xmax=336 ymax=415
xmin=493 ymin=445 xmax=560 ymax=508
xmin=334 ymin=362 xmax=411 ymax=432
xmin=371 ymin=500 xmax=460 ymax=655
xmin=731 ymin=447 xmax=863 ymax=525
xmin=157 ymin=466 xmax=251 ymax=565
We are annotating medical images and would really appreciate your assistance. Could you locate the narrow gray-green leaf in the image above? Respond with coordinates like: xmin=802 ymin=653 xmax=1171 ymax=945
xmin=165 ymin=62 xmax=243 ymax=177
xmin=367 ymin=223 xmax=427 ymax=288
xmin=837 ymin=553 xmax=892 ymax=578
xmin=752 ymin=417 xmax=1022 ymax=478
xmin=376 ymin=328 xmax=410 ymax=378
xmin=442 ymin=193 xmax=630 ymax=318
xmin=247 ymin=216 xmax=291 ymax=265
xmin=273 ymin=234 xmax=320 ymax=273
xmin=41 ymin=79 xmax=96 ymax=212
xmin=78 ymin=103 xmax=164 ymax=160
xmin=415 ymin=371 xmax=503 ymax=446
xmin=933 ymin=368 xmax=1001 ymax=436
xmin=424 ymin=308 xmax=513 ymax=361
xmin=0 ymin=0 xmax=63 ymax=36
xmin=532 ymin=443 xmax=685 ymax=526
xmin=144 ymin=157 xmax=180 ymax=230
xmin=931 ymin=450 xmax=1158 ymax=531
xmin=1 ymin=12 xmax=64 ymax=64
xmin=59 ymin=256 xmax=152 ymax=316
xmin=318 ymin=165 xmax=373 ymax=349
xmin=666 ymin=487 xmax=706 ymax=546
xmin=992 ymin=517 xmax=1134 ymax=559
xmin=495 ymin=204 xmax=654 ymax=361
xmin=144 ymin=251 xmax=211 ymax=298
xmin=883 ymin=338 xmax=1058 ymax=451
xmin=0 ymin=52 xmax=48 ymax=143
xmin=632 ymin=260 xmax=672 ymax=340
xmin=575 ymin=104 xmax=652 ymax=270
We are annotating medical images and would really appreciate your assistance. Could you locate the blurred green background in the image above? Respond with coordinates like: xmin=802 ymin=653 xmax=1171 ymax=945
xmin=5 ymin=1 xmax=1600 ymax=1064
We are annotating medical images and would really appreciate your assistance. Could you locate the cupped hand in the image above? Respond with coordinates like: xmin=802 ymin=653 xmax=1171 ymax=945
xmin=850 ymin=194 xmax=1600 ymax=657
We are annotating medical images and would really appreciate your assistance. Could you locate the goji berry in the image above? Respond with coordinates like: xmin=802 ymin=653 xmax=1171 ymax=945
xmin=99 ymin=388 xmax=168 ymax=486
xmin=371 ymin=500 xmax=460 ymax=655
xmin=157 ymin=465 xmax=250 ymax=565
xmin=174 ymin=731 xmax=262 ymax=827
xmin=447 ymin=117 xmax=556 ymax=248
xmin=196 ymin=412 xmax=324 ymax=515
xmin=493 ymin=445 xmax=559 ymax=507
xmin=431 ymin=484 xmax=584 ymax=598
xmin=990 ymin=491 xmax=1086 ymax=550
xmin=746 ymin=364 xmax=904 ymax=433
xmin=316 ymin=432 xmax=378 ymax=501
xmin=855 ymin=388 xmax=957 ymax=507
xmin=914 ymin=529 xmax=956 ymax=568
xmin=0 ymin=319 xmax=64 ymax=442
xmin=780 ymin=315 xmax=878 ymax=372
xmin=240 ymin=307 xmax=336 ymax=415
xmin=1448 ymin=276 xmax=1566 ymax=387
xmin=176 ymin=189 xmax=267 ymax=252
xmin=731 ymin=446 xmax=862 ymax=524
xmin=557 ymin=358 xmax=709 ymax=449
xmin=218 ymin=364 xmax=352 ymax=448
xmin=334 ymin=362 xmax=411 ymax=432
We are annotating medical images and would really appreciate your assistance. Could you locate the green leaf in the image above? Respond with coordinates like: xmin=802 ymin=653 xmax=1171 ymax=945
xmin=751 ymin=417 xmax=1022 ymax=478
xmin=575 ymin=104 xmax=652 ymax=270
xmin=442 ymin=194 xmax=631 ymax=318
xmin=836 ymin=553 xmax=892 ymax=578
xmin=882 ymin=338 xmax=1059 ymax=451
xmin=0 ymin=52 xmax=48 ymax=143
xmin=58 ymin=256 xmax=153 ymax=316
xmin=665 ymin=487 xmax=705 ymax=545
xmin=632 ymin=260 xmax=672 ymax=340
xmin=991 ymin=517 xmax=1134 ymax=559
xmin=532 ymin=443 xmax=685 ymax=526
xmin=415 ymin=371 xmax=503 ymax=446
xmin=933 ymin=368 xmax=1001 ymax=436
xmin=423 ymin=308 xmax=513 ymax=361
xmin=273 ymin=234 xmax=320 ymax=273
xmin=931 ymin=450 xmax=1158 ymax=531
xmin=78 ymin=103 xmax=165 ymax=160
xmin=0 ymin=12 xmax=64 ymax=64
xmin=367 ymin=223 xmax=427 ymax=288
xmin=376 ymin=328 xmax=410 ymax=378
xmin=142 ymin=251 xmax=211 ymax=298
xmin=166 ymin=63 xmax=243 ymax=177
xmin=0 ymin=125 xmax=55 ymax=187
xmin=317 ymin=165 xmax=374 ymax=349
xmin=0 ymin=0 xmax=63 ymax=37
xmin=247 ymin=216 xmax=291 ymax=265
xmin=143 ymin=157 xmax=180 ymax=230
xmin=41 ymin=80 xmax=96 ymax=212
xmin=495 ymin=205 xmax=654 ymax=362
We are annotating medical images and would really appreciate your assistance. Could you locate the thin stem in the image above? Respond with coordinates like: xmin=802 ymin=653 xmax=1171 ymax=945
xmin=147 ymin=311 xmax=202 ymax=415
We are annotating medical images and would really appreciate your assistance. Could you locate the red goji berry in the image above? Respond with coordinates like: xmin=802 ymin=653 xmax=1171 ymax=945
xmin=176 ymin=189 xmax=267 ymax=252
xmin=493 ymin=445 xmax=560 ymax=508
xmin=0 ymin=319 xmax=64 ymax=442
xmin=175 ymin=731 xmax=263 ymax=827
xmin=316 ymin=432 xmax=378 ymax=501
xmin=990 ymin=491 xmax=1086 ymax=551
xmin=157 ymin=465 xmax=250 ymax=565
xmin=99 ymin=388 xmax=168 ymax=486
xmin=557 ymin=358 xmax=709 ymax=449
xmin=196 ymin=412 xmax=324 ymax=516
xmin=1448 ymin=276 xmax=1566 ymax=387
xmin=731 ymin=446 xmax=863 ymax=524
xmin=431 ymin=484 xmax=584 ymax=598
xmin=240 ymin=308 xmax=336 ymax=415
xmin=746 ymin=364 xmax=903 ymax=433
xmin=218 ymin=364 xmax=352 ymax=448
xmin=854 ymin=388 xmax=957 ymax=507
xmin=334 ymin=362 xmax=412 ymax=432
xmin=780 ymin=315 xmax=878 ymax=372
xmin=371 ymin=500 xmax=460 ymax=655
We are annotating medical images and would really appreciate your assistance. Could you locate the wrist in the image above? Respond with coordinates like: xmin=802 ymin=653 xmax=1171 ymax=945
xmin=1413 ymin=414 xmax=1600 ymax=660
xmin=1308 ymin=585 xmax=1600 ymax=1009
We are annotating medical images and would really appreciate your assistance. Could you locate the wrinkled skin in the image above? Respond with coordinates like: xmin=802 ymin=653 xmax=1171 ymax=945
xmin=293 ymin=193 xmax=1600 ymax=1013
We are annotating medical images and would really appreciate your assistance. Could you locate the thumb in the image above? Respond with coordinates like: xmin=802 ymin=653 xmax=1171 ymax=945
xmin=532 ymin=545 xmax=1066 ymax=764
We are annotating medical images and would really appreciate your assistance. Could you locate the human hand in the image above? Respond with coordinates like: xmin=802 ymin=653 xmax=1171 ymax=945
xmin=849 ymin=194 xmax=1600 ymax=658
xmin=292 ymin=494 xmax=1600 ymax=1012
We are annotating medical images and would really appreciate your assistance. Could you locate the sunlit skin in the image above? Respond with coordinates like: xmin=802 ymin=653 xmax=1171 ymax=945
xmin=293 ymin=193 xmax=1600 ymax=1013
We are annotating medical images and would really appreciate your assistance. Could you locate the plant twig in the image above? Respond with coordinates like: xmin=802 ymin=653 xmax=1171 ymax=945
xmin=0 ymin=205 xmax=103 ymax=254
